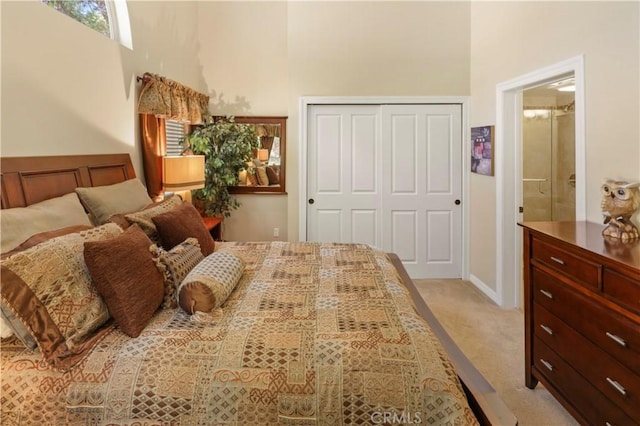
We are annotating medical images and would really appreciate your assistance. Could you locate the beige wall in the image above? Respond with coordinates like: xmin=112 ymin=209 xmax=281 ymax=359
xmin=196 ymin=1 xmax=289 ymax=242
xmin=469 ymin=1 xmax=639 ymax=290
xmin=197 ymin=1 xmax=471 ymax=241
xmin=1 ymin=0 xmax=205 ymax=180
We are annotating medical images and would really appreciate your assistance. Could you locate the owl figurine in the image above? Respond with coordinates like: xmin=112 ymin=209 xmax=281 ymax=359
xmin=601 ymin=180 xmax=640 ymax=242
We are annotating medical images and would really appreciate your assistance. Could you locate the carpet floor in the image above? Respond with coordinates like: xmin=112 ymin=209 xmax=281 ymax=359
xmin=414 ymin=279 xmax=579 ymax=426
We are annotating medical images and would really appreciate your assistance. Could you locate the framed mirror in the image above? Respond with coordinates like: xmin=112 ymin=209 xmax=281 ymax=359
xmin=227 ymin=116 xmax=287 ymax=194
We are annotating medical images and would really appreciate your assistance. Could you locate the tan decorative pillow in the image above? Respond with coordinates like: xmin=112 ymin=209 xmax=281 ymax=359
xmin=177 ymin=251 xmax=245 ymax=314
xmin=124 ymin=195 xmax=182 ymax=243
xmin=75 ymin=178 xmax=152 ymax=225
xmin=84 ymin=225 xmax=164 ymax=338
xmin=152 ymin=238 xmax=204 ymax=309
xmin=238 ymin=170 xmax=248 ymax=186
xmin=152 ymin=201 xmax=215 ymax=256
xmin=0 ymin=192 xmax=92 ymax=254
xmin=0 ymin=223 xmax=122 ymax=370
xmin=0 ymin=224 xmax=91 ymax=348
xmin=256 ymin=166 xmax=269 ymax=186
xmin=246 ymin=168 xmax=258 ymax=186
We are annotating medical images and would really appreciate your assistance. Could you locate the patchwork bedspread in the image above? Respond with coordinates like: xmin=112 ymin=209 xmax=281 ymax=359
xmin=1 ymin=242 xmax=478 ymax=425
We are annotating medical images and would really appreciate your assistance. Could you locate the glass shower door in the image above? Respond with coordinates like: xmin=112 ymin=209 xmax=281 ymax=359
xmin=522 ymin=106 xmax=575 ymax=222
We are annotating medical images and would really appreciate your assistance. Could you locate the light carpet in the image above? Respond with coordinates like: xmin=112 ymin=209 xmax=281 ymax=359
xmin=414 ymin=279 xmax=579 ymax=426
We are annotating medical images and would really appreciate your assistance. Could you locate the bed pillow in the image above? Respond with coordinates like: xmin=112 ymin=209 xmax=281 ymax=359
xmin=75 ymin=178 xmax=152 ymax=225
xmin=0 ymin=192 xmax=92 ymax=254
xmin=152 ymin=201 xmax=215 ymax=256
xmin=84 ymin=225 xmax=164 ymax=338
xmin=124 ymin=195 xmax=183 ymax=243
xmin=1 ymin=225 xmax=93 ymax=259
xmin=0 ymin=223 xmax=122 ymax=370
xmin=0 ymin=224 xmax=92 ymax=347
xmin=151 ymin=238 xmax=204 ymax=309
xmin=177 ymin=251 xmax=245 ymax=314
xmin=108 ymin=195 xmax=181 ymax=230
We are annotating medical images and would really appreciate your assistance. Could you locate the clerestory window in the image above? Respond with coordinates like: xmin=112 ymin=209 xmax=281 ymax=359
xmin=42 ymin=0 xmax=132 ymax=49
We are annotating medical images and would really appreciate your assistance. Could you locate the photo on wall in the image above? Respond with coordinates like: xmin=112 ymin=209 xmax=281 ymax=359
xmin=471 ymin=125 xmax=494 ymax=176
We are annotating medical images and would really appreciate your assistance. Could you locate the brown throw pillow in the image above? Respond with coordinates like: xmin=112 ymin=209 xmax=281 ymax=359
xmin=266 ymin=166 xmax=280 ymax=185
xmin=84 ymin=225 xmax=164 ymax=338
xmin=152 ymin=202 xmax=215 ymax=256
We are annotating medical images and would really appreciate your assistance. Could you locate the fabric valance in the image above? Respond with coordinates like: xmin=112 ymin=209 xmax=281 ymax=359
xmin=138 ymin=73 xmax=209 ymax=124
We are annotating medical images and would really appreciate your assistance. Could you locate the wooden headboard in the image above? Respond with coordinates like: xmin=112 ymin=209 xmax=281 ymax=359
xmin=1 ymin=154 xmax=136 ymax=209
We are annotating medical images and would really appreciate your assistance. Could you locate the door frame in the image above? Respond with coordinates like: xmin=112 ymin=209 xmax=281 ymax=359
xmin=299 ymin=96 xmax=470 ymax=280
xmin=495 ymin=55 xmax=586 ymax=308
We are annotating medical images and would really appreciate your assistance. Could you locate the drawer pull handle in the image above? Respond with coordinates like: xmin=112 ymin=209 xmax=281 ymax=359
xmin=606 ymin=423 xmax=613 ymax=426
xmin=606 ymin=332 xmax=627 ymax=347
xmin=550 ymin=256 xmax=565 ymax=265
xmin=539 ymin=289 xmax=553 ymax=299
xmin=606 ymin=377 xmax=626 ymax=396
xmin=540 ymin=324 xmax=553 ymax=335
xmin=540 ymin=359 xmax=553 ymax=371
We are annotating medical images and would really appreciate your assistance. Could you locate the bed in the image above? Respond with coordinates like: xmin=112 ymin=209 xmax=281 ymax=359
xmin=0 ymin=154 xmax=516 ymax=425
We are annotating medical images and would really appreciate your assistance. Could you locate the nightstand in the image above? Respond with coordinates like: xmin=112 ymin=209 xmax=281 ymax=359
xmin=202 ymin=217 xmax=223 ymax=241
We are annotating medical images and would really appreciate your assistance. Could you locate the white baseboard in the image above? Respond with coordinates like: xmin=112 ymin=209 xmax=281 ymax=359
xmin=469 ymin=274 xmax=500 ymax=305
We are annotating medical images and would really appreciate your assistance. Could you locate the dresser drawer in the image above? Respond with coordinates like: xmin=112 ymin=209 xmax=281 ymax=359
xmin=531 ymin=237 xmax=601 ymax=289
xmin=534 ymin=303 xmax=640 ymax=418
xmin=603 ymin=268 xmax=640 ymax=314
xmin=533 ymin=337 xmax=637 ymax=426
xmin=533 ymin=267 xmax=640 ymax=375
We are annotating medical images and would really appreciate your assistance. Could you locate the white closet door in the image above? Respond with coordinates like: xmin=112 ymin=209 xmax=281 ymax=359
xmin=381 ymin=104 xmax=462 ymax=278
xmin=307 ymin=105 xmax=382 ymax=248
xmin=306 ymin=103 xmax=462 ymax=278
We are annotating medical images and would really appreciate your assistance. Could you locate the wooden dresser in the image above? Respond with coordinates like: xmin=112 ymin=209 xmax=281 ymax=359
xmin=520 ymin=221 xmax=640 ymax=425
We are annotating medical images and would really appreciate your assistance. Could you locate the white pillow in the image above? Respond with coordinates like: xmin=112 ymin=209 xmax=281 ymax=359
xmin=0 ymin=316 xmax=13 ymax=339
xmin=0 ymin=192 xmax=91 ymax=254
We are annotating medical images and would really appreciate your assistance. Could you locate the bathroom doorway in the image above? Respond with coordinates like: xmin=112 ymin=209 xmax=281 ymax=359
xmin=495 ymin=55 xmax=585 ymax=308
xmin=522 ymin=77 xmax=576 ymax=221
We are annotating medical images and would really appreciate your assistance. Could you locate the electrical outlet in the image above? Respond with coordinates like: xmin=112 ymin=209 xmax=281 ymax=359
xmin=273 ymin=228 xmax=280 ymax=237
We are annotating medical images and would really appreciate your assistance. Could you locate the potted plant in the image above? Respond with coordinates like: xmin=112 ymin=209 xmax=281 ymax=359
xmin=183 ymin=116 xmax=260 ymax=218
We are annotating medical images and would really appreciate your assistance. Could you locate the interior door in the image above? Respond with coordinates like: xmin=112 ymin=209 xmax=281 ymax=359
xmin=307 ymin=103 xmax=462 ymax=278
xmin=380 ymin=105 xmax=462 ymax=278
xmin=307 ymin=105 xmax=382 ymax=247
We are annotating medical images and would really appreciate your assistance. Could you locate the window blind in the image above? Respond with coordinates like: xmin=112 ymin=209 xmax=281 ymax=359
xmin=165 ymin=120 xmax=185 ymax=156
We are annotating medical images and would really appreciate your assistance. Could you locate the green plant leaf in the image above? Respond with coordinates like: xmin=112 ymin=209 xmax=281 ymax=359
xmin=186 ymin=116 xmax=259 ymax=218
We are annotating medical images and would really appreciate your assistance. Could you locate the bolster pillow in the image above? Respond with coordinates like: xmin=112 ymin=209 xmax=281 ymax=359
xmin=177 ymin=251 xmax=245 ymax=314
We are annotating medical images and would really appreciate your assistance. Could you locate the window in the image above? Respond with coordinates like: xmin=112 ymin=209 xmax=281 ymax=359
xmin=42 ymin=0 xmax=132 ymax=49
xmin=165 ymin=120 xmax=186 ymax=156
xmin=43 ymin=1 xmax=110 ymax=37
